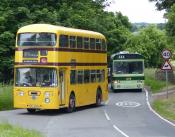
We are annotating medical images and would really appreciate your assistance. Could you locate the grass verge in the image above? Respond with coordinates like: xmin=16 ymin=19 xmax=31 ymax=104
xmin=0 ymin=86 xmax=13 ymax=111
xmin=152 ymin=95 xmax=175 ymax=122
xmin=144 ymin=68 xmax=171 ymax=93
xmin=0 ymin=123 xmax=43 ymax=137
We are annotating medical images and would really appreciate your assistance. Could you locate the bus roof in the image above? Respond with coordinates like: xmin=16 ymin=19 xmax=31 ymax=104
xmin=17 ymin=24 xmax=105 ymax=38
xmin=111 ymin=52 xmax=144 ymax=60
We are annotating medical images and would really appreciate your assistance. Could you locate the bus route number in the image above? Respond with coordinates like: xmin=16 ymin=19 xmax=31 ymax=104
xmin=161 ymin=49 xmax=171 ymax=60
xmin=118 ymin=55 xmax=125 ymax=59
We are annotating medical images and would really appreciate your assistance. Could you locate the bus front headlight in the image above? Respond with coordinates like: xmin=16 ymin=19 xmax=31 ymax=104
xmin=113 ymin=80 xmax=120 ymax=84
xmin=45 ymin=98 xmax=50 ymax=103
xmin=45 ymin=92 xmax=50 ymax=98
xmin=19 ymin=91 xmax=24 ymax=96
xmin=137 ymin=80 xmax=142 ymax=83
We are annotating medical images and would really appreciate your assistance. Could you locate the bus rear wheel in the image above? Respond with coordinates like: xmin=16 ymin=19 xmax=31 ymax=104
xmin=96 ymin=89 xmax=102 ymax=106
xmin=66 ymin=93 xmax=76 ymax=113
xmin=27 ymin=108 xmax=36 ymax=113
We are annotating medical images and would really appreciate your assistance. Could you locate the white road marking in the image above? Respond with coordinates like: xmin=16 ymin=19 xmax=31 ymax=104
xmin=105 ymin=97 xmax=110 ymax=105
xmin=113 ymin=125 xmax=130 ymax=137
xmin=104 ymin=110 xmax=111 ymax=121
xmin=144 ymin=88 xmax=175 ymax=127
xmin=116 ymin=101 xmax=141 ymax=108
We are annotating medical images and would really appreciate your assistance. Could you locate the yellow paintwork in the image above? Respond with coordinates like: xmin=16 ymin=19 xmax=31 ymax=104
xmin=14 ymin=24 xmax=108 ymax=110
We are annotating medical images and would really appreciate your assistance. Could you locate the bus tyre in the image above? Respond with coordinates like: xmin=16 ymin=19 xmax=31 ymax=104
xmin=96 ymin=90 xmax=102 ymax=106
xmin=27 ymin=108 xmax=36 ymax=113
xmin=66 ymin=93 xmax=76 ymax=113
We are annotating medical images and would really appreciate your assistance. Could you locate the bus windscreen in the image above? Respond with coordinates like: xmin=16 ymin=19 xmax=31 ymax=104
xmin=113 ymin=61 xmax=143 ymax=74
xmin=15 ymin=68 xmax=57 ymax=87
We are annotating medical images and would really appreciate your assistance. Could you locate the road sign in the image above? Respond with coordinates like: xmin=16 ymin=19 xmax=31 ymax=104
xmin=161 ymin=49 xmax=171 ymax=60
xmin=161 ymin=60 xmax=172 ymax=70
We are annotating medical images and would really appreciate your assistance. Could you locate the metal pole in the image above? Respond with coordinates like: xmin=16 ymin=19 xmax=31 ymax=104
xmin=166 ymin=70 xmax=168 ymax=99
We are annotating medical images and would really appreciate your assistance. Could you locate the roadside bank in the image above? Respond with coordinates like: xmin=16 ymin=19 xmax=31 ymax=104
xmin=151 ymin=86 xmax=175 ymax=123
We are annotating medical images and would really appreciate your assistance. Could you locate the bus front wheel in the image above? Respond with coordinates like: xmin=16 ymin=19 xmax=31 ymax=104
xmin=66 ymin=93 xmax=76 ymax=113
xmin=27 ymin=108 xmax=36 ymax=113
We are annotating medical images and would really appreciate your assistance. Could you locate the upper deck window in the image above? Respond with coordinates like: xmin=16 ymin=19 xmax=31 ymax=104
xmin=90 ymin=38 xmax=95 ymax=50
xmin=17 ymin=33 xmax=56 ymax=46
xmin=96 ymin=39 xmax=101 ymax=50
xmin=70 ymin=36 xmax=76 ymax=48
xmin=84 ymin=37 xmax=89 ymax=49
xmin=102 ymin=40 xmax=107 ymax=51
xmin=77 ymin=36 xmax=83 ymax=49
xmin=60 ymin=35 xmax=68 ymax=47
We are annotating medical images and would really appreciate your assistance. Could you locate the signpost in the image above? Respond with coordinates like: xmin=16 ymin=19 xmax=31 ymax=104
xmin=161 ymin=49 xmax=172 ymax=99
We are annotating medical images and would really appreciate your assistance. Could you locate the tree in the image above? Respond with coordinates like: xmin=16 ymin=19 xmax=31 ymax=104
xmin=166 ymin=4 xmax=175 ymax=48
xmin=125 ymin=25 xmax=168 ymax=67
xmin=0 ymin=0 xmax=131 ymax=83
xmin=149 ymin=0 xmax=175 ymax=11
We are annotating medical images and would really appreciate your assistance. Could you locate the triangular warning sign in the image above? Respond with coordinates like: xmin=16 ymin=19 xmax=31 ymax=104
xmin=161 ymin=61 xmax=172 ymax=70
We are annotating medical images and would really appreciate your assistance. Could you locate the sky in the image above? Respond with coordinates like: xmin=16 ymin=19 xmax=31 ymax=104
xmin=106 ymin=0 xmax=166 ymax=23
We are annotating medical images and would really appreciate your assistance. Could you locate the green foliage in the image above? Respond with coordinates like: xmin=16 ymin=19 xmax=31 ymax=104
xmin=144 ymin=68 xmax=166 ymax=93
xmin=125 ymin=25 xmax=167 ymax=67
xmin=0 ymin=86 xmax=13 ymax=111
xmin=149 ymin=0 xmax=175 ymax=11
xmin=0 ymin=0 xmax=131 ymax=83
xmin=145 ymin=76 xmax=166 ymax=93
xmin=132 ymin=23 xmax=165 ymax=32
xmin=0 ymin=123 xmax=43 ymax=137
xmin=144 ymin=68 xmax=174 ymax=93
xmin=166 ymin=4 xmax=175 ymax=50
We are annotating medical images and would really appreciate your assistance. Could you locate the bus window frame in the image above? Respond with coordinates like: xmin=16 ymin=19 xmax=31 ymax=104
xmin=84 ymin=37 xmax=89 ymax=50
xmin=96 ymin=39 xmax=102 ymax=50
xmin=59 ymin=34 xmax=69 ymax=48
xmin=17 ymin=32 xmax=57 ymax=47
xmin=77 ymin=36 xmax=83 ymax=49
xmin=69 ymin=36 xmax=76 ymax=49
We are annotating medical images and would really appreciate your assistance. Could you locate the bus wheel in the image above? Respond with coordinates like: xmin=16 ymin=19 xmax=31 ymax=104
xmin=66 ymin=93 xmax=76 ymax=113
xmin=96 ymin=89 xmax=102 ymax=106
xmin=27 ymin=108 xmax=36 ymax=113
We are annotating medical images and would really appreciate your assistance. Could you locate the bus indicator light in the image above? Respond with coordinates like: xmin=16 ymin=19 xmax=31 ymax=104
xmin=40 ymin=57 xmax=47 ymax=63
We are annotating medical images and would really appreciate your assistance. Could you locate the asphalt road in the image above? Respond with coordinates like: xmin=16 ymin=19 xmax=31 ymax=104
xmin=0 ymin=89 xmax=175 ymax=137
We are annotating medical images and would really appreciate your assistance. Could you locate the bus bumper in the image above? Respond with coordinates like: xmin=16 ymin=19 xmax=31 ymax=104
xmin=111 ymin=82 xmax=144 ymax=90
xmin=13 ymin=87 xmax=60 ymax=110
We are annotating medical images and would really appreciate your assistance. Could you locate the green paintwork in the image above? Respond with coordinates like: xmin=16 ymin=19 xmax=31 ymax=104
xmin=112 ymin=76 xmax=145 ymax=81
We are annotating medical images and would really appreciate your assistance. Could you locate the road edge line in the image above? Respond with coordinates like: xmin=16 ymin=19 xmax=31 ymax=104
xmin=144 ymin=88 xmax=175 ymax=127
xmin=113 ymin=125 xmax=130 ymax=137
xmin=104 ymin=110 xmax=111 ymax=121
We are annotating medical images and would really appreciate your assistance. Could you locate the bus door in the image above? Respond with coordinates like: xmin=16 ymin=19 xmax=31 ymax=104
xmin=59 ymin=69 xmax=66 ymax=105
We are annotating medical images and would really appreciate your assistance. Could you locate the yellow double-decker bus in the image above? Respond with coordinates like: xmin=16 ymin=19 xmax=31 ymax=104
xmin=14 ymin=24 xmax=108 ymax=113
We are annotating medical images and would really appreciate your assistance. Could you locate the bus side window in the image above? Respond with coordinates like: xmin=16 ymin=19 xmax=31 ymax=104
xmin=90 ymin=70 xmax=96 ymax=83
xmin=77 ymin=70 xmax=83 ymax=84
xmin=70 ymin=36 xmax=76 ymax=48
xmin=101 ymin=70 xmax=105 ymax=82
xmin=96 ymin=39 xmax=101 ymax=50
xmin=77 ymin=36 xmax=83 ymax=49
xmin=102 ymin=39 xmax=107 ymax=51
xmin=84 ymin=37 xmax=89 ymax=49
xmin=70 ymin=70 xmax=76 ymax=84
xmin=90 ymin=38 xmax=95 ymax=50
xmin=84 ymin=70 xmax=90 ymax=83
xmin=60 ymin=35 xmax=68 ymax=48
xmin=96 ymin=70 xmax=101 ymax=82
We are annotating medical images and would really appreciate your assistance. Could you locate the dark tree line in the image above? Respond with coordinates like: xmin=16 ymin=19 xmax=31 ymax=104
xmin=0 ymin=0 xmax=173 ymax=83
xmin=0 ymin=0 xmax=131 ymax=83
